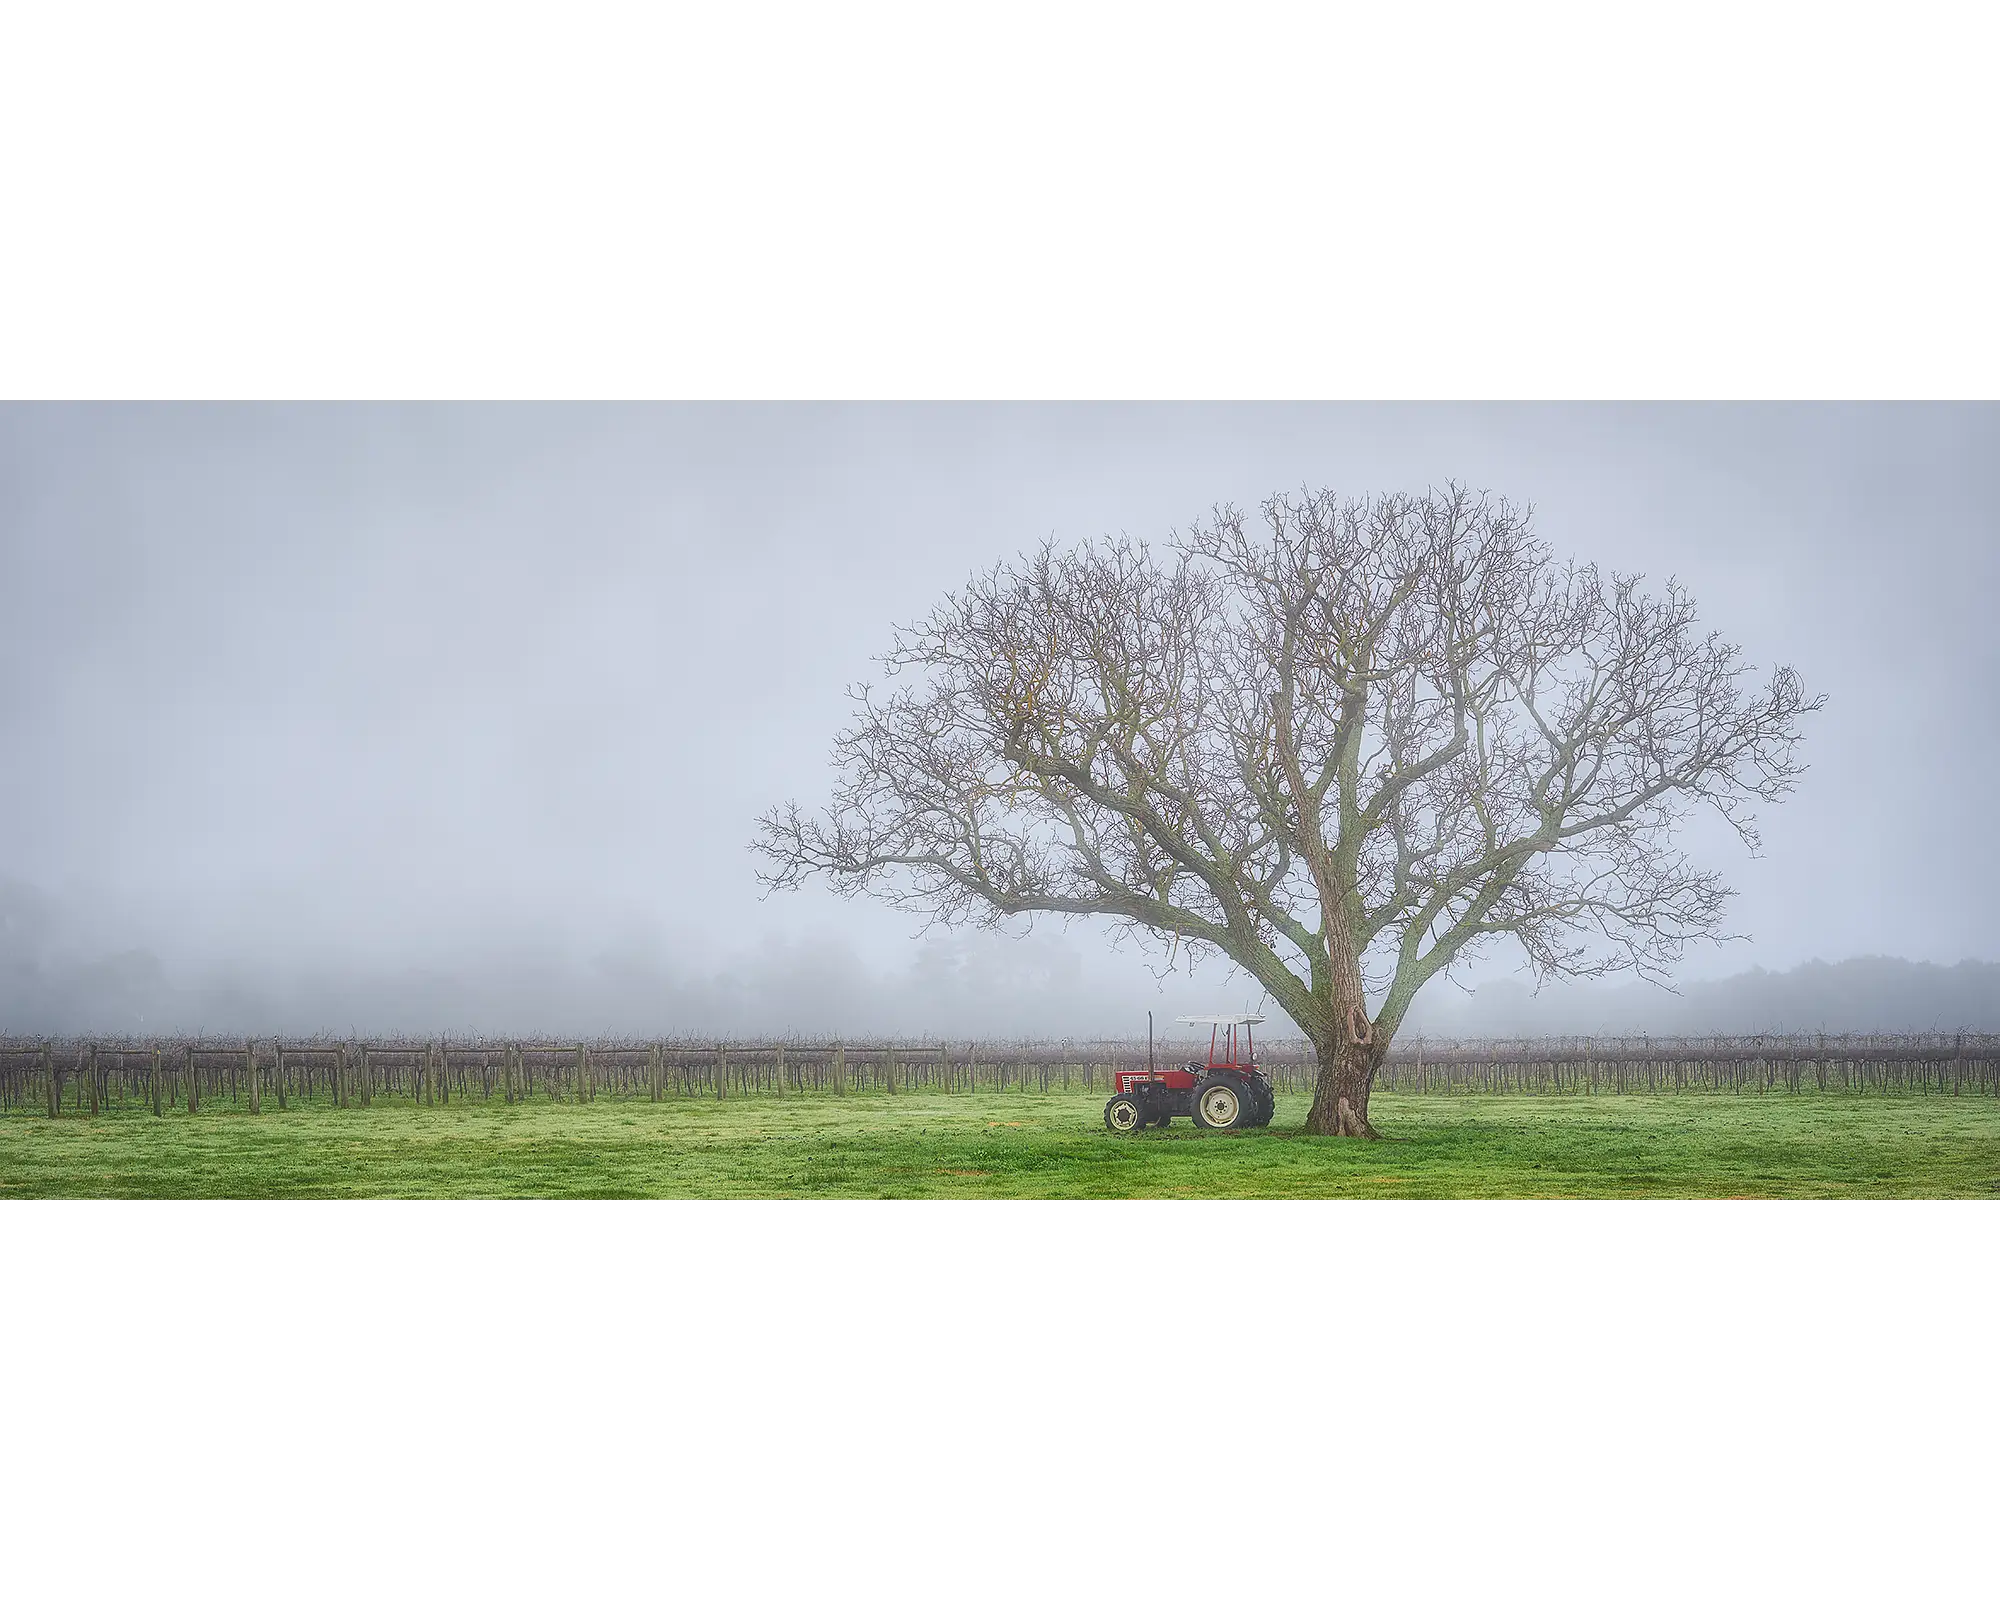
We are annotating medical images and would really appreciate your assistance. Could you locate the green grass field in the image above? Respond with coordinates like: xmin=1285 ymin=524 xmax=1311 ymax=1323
xmin=1 ymin=1088 xmax=1996 ymax=1197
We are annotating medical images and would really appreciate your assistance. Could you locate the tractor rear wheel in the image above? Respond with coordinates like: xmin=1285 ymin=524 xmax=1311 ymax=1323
xmin=1104 ymin=1094 xmax=1142 ymax=1133
xmin=1194 ymin=1078 xmax=1246 ymax=1131
xmin=1246 ymin=1079 xmax=1274 ymax=1127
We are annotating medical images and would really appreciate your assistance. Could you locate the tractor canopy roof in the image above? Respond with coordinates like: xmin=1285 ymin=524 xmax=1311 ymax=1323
xmin=1173 ymin=1014 xmax=1266 ymax=1025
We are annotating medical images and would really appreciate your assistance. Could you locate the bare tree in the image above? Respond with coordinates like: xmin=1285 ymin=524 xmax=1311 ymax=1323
xmin=755 ymin=487 xmax=1823 ymax=1135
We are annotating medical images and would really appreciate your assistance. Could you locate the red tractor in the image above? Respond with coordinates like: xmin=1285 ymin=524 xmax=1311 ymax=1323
xmin=1103 ymin=1014 xmax=1274 ymax=1132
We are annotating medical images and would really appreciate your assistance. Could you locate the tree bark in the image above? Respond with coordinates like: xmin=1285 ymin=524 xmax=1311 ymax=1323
xmin=1304 ymin=1033 xmax=1386 ymax=1137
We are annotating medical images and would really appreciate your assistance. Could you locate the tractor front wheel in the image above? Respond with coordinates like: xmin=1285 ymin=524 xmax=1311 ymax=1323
xmin=1194 ymin=1078 xmax=1246 ymax=1131
xmin=1104 ymin=1094 xmax=1143 ymax=1133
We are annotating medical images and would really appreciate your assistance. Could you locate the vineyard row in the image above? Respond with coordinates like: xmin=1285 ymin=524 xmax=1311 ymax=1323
xmin=1 ymin=1033 xmax=1997 ymax=1116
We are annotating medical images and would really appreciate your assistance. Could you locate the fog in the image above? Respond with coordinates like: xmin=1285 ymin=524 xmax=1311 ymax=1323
xmin=2 ymin=403 xmax=1996 ymax=1037
xmin=3 ymin=867 xmax=1997 ymax=1039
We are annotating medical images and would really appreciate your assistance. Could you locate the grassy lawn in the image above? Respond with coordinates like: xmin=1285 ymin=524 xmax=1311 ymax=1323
xmin=1 ymin=1087 xmax=1996 ymax=1197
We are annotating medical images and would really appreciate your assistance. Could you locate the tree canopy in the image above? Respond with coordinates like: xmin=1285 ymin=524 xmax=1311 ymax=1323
xmin=756 ymin=486 xmax=1822 ymax=1134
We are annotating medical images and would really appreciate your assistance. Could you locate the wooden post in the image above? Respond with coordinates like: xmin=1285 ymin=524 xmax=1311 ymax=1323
xmin=334 ymin=1042 xmax=348 ymax=1109
xmin=42 ymin=1040 xmax=57 ymax=1118
xmin=85 ymin=1041 xmax=100 ymax=1116
xmin=886 ymin=1044 xmax=897 ymax=1094
xmin=246 ymin=1039 xmax=260 ymax=1113
xmin=716 ymin=1044 xmax=728 ymax=1100
xmin=648 ymin=1042 xmax=662 ymax=1103
xmin=275 ymin=1041 xmax=287 ymax=1109
xmin=185 ymin=1043 xmax=198 ymax=1113
xmin=833 ymin=1042 xmax=845 ymax=1097
xmin=774 ymin=1041 xmax=786 ymax=1098
xmin=151 ymin=1046 xmax=163 ymax=1117
xmin=578 ymin=1042 xmax=590 ymax=1103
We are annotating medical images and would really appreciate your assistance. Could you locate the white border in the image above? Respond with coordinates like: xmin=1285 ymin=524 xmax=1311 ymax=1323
xmin=2 ymin=3 xmax=1995 ymax=398
xmin=6 ymin=1201 xmax=1996 ymax=1599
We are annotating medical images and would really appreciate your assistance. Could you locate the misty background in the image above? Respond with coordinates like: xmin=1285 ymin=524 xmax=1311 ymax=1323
xmin=3 ymin=403 xmax=1996 ymax=1039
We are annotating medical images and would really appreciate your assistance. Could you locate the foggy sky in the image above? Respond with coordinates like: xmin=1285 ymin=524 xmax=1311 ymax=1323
xmin=2 ymin=403 xmax=1996 ymax=1036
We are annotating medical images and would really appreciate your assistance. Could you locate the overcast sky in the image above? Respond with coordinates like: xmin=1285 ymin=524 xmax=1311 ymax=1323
xmin=2 ymin=403 xmax=1995 ymax=1036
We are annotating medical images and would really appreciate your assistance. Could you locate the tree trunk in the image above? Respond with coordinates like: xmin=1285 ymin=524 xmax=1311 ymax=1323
xmin=1304 ymin=1034 xmax=1386 ymax=1137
